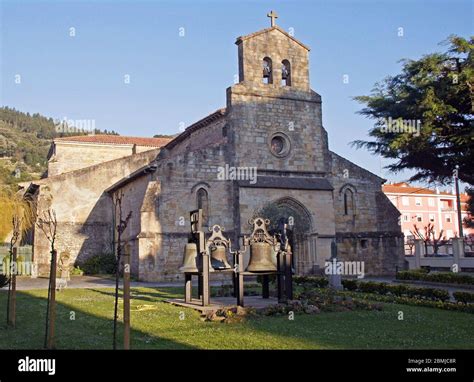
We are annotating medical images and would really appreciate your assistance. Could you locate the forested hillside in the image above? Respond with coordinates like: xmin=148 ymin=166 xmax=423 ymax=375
xmin=0 ymin=107 xmax=118 ymax=191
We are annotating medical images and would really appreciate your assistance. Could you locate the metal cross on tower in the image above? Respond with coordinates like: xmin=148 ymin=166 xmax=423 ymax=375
xmin=267 ymin=10 xmax=278 ymax=27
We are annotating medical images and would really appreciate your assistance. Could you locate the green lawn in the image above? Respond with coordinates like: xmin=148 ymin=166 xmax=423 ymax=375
xmin=0 ymin=287 xmax=473 ymax=349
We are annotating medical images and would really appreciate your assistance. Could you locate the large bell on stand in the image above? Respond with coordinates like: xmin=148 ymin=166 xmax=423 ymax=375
xmin=179 ymin=243 xmax=199 ymax=272
xmin=210 ymin=244 xmax=232 ymax=270
xmin=246 ymin=242 xmax=277 ymax=272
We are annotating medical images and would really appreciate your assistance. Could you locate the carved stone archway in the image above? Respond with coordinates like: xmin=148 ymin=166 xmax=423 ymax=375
xmin=253 ymin=197 xmax=316 ymax=274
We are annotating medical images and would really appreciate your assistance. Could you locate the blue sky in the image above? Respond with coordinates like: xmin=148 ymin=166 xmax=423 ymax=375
xmin=1 ymin=0 xmax=472 ymax=186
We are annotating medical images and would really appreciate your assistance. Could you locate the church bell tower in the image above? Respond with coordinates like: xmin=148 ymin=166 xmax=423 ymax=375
xmin=226 ymin=11 xmax=329 ymax=175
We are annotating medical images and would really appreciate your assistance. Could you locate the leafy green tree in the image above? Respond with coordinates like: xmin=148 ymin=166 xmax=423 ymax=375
xmin=464 ymin=187 xmax=474 ymax=228
xmin=352 ymin=35 xmax=473 ymax=185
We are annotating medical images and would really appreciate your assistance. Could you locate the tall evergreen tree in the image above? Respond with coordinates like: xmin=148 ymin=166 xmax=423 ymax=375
xmin=352 ymin=35 xmax=473 ymax=185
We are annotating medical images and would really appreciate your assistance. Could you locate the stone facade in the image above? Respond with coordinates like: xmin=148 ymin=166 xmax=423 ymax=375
xmin=48 ymin=136 xmax=170 ymax=176
xmin=27 ymin=149 xmax=160 ymax=275
xmin=28 ymin=23 xmax=404 ymax=280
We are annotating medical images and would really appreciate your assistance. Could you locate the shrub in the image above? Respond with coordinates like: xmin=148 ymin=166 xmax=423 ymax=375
xmin=78 ymin=253 xmax=116 ymax=275
xmin=347 ymin=292 xmax=474 ymax=314
xmin=342 ymin=280 xmax=449 ymax=302
xmin=453 ymin=291 xmax=474 ymax=304
xmin=396 ymin=270 xmax=474 ymax=285
xmin=0 ymin=274 xmax=9 ymax=288
xmin=70 ymin=266 xmax=84 ymax=276
xmin=307 ymin=277 xmax=329 ymax=288
xmin=341 ymin=279 xmax=358 ymax=291
xmin=389 ymin=284 xmax=410 ymax=297
xmin=294 ymin=276 xmax=329 ymax=288
xmin=264 ymin=289 xmax=382 ymax=316
xmin=358 ymin=281 xmax=389 ymax=295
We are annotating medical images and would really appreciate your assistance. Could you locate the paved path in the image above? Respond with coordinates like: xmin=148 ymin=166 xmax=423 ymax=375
xmin=0 ymin=275 xmax=231 ymax=291
xmin=1 ymin=275 xmax=472 ymax=297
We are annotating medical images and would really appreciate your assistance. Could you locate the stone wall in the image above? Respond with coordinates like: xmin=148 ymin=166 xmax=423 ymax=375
xmin=329 ymin=151 xmax=405 ymax=275
xmin=33 ymin=149 xmax=160 ymax=275
xmin=237 ymin=27 xmax=310 ymax=91
xmin=330 ymin=151 xmax=383 ymax=233
xmin=229 ymin=26 xmax=328 ymax=175
xmin=227 ymin=85 xmax=327 ymax=174
xmin=134 ymin=134 xmax=235 ymax=280
xmin=112 ymin=173 xmax=154 ymax=276
xmin=238 ymin=187 xmax=335 ymax=271
xmin=48 ymin=141 xmax=157 ymax=176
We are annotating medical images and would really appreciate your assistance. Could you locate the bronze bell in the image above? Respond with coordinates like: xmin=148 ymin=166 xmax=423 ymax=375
xmin=179 ymin=243 xmax=199 ymax=273
xmin=246 ymin=242 xmax=277 ymax=272
xmin=210 ymin=245 xmax=232 ymax=270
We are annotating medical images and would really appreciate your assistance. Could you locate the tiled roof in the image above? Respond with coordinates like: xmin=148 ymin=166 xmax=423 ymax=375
xmin=383 ymin=184 xmax=442 ymax=195
xmin=383 ymin=184 xmax=469 ymax=199
xmin=55 ymin=135 xmax=172 ymax=147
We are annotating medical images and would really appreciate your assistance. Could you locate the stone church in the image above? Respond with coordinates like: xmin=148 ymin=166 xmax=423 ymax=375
xmin=23 ymin=16 xmax=404 ymax=281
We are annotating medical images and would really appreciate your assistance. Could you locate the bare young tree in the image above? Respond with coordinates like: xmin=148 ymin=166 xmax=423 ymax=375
xmin=411 ymin=222 xmax=445 ymax=255
xmin=112 ymin=191 xmax=132 ymax=350
xmin=36 ymin=209 xmax=58 ymax=349
xmin=6 ymin=215 xmax=21 ymax=328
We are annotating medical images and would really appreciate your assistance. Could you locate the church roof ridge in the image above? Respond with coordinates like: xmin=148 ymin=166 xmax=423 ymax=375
xmin=54 ymin=134 xmax=172 ymax=147
xmin=235 ymin=26 xmax=310 ymax=51
xmin=105 ymin=162 xmax=157 ymax=194
xmin=33 ymin=148 xmax=160 ymax=185
xmin=165 ymin=108 xmax=226 ymax=149
xmin=330 ymin=150 xmax=385 ymax=183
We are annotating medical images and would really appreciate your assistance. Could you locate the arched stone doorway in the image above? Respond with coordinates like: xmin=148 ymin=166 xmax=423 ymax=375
xmin=253 ymin=197 xmax=316 ymax=274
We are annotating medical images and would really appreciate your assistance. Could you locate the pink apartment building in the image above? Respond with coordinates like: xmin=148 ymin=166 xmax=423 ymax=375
xmin=383 ymin=182 xmax=473 ymax=241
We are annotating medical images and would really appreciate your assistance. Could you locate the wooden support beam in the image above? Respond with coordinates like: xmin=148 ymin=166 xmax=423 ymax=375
xmin=262 ymin=275 xmax=270 ymax=299
xmin=202 ymin=253 xmax=210 ymax=306
xmin=277 ymin=250 xmax=284 ymax=302
xmin=237 ymin=252 xmax=244 ymax=307
xmin=285 ymin=252 xmax=293 ymax=300
xmin=185 ymin=274 xmax=192 ymax=303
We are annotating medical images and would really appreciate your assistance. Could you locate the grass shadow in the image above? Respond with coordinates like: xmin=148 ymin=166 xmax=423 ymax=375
xmin=1 ymin=287 xmax=473 ymax=349
xmin=0 ymin=288 xmax=195 ymax=349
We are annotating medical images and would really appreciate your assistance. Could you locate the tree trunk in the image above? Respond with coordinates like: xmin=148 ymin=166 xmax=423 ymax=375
xmin=113 ymin=245 xmax=121 ymax=350
xmin=123 ymin=246 xmax=131 ymax=350
xmin=47 ymin=249 xmax=57 ymax=349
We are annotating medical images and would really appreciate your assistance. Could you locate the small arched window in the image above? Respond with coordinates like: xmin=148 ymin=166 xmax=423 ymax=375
xmin=262 ymin=57 xmax=273 ymax=84
xmin=343 ymin=189 xmax=354 ymax=216
xmin=281 ymin=60 xmax=291 ymax=86
xmin=196 ymin=188 xmax=209 ymax=226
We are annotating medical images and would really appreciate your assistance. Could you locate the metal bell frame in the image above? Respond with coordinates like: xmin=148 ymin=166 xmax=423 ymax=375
xmin=181 ymin=210 xmax=293 ymax=308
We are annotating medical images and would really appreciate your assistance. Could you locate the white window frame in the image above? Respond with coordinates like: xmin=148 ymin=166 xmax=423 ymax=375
xmin=402 ymin=196 xmax=409 ymax=206
xmin=415 ymin=197 xmax=422 ymax=206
